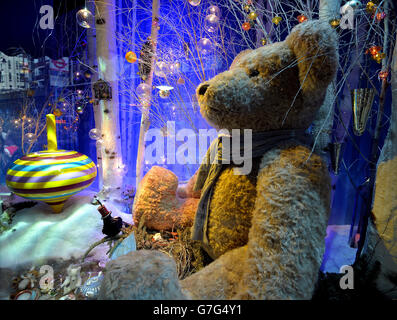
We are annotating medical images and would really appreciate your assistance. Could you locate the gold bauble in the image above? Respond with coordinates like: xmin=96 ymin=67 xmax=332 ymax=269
xmin=125 ymin=51 xmax=137 ymax=63
xmin=329 ymin=18 xmax=340 ymax=28
xmin=53 ymin=108 xmax=62 ymax=117
xmin=248 ymin=12 xmax=258 ymax=20
xmin=272 ymin=16 xmax=282 ymax=25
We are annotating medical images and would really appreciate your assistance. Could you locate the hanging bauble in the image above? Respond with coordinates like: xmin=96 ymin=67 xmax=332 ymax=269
xmin=74 ymin=72 xmax=81 ymax=81
xmin=366 ymin=1 xmax=377 ymax=14
xmin=157 ymin=86 xmax=173 ymax=99
xmin=329 ymin=18 xmax=340 ymax=28
xmin=261 ymin=38 xmax=267 ymax=46
xmin=373 ymin=52 xmax=386 ymax=64
xmin=125 ymin=51 xmax=137 ymax=63
xmin=154 ymin=61 xmax=170 ymax=78
xmin=24 ymin=117 xmax=34 ymax=128
xmin=76 ymin=106 xmax=84 ymax=114
xmin=76 ymin=89 xmax=84 ymax=98
xmin=366 ymin=46 xmax=385 ymax=63
xmin=12 ymin=119 xmax=21 ymax=129
xmin=59 ymin=102 xmax=69 ymax=114
xmin=375 ymin=12 xmax=386 ymax=21
xmin=53 ymin=108 xmax=62 ymax=117
xmin=242 ymin=22 xmax=251 ymax=31
xmin=89 ymin=128 xmax=102 ymax=141
xmin=243 ymin=5 xmax=250 ymax=12
xmin=168 ymin=61 xmax=180 ymax=75
xmin=378 ymin=70 xmax=389 ymax=81
xmin=173 ymin=61 xmax=181 ymax=71
xmin=351 ymin=88 xmax=375 ymax=136
xmin=297 ymin=15 xmax=308 ymax=23
xmin=198 ymin=38 xmax=213 ymax=55
xmin=84 ymin=70 xmax=92 ymax=79
xmin=25 ymin=132 xmax=36 ymax=143
xmin=76 ymin=8 xmax=95 ymax=29
xmin=366 ymin=45 xmax=381 ymax=56
xmin=159 ymin=90 xmax=170 ymax=99
xmin=207 ymin=5 xmax=221 ymax=18
xmin=136 ymin=83 xmax=152 ymax=99
xmin=272 ymin=16 xmax=282 ymax=25
xmin=6 ymin=114 xmax=97 ymax=213
xmin=204 ymin=14 xmax=220 ymax=32
xmin=248 ymin=12 xmax=258 ymax=20
xmin=177 ymin=77 xmax=185 ymax=85
xmin=188 ymin=0 xmax=201 ymax=6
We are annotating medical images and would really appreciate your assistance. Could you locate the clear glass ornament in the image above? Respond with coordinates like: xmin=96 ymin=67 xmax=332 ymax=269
xmin=198 ymin=38 xmax=213 ymax=55
xmin=154 ymin=61 xmax=170 ymax=78
xmin=76 ymin=9 xmax=94 ymax=29
xmin=136 ymin=83 xmax=152 ymax=99
xmin=207 ymin=5 xmax=221 ymax=18
xmin=25 ymin=132 xmax=36 ymax=143
xmin=204 ymin=14 xmax=220 ymax=32
xmin=188 ymin=0 xmax=201 ymax=6
xmin=89 ymin=128 xmax=102 ymax=141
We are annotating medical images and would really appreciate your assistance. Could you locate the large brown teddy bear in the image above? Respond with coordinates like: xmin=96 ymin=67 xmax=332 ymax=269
xmin=99 ymin=20 xmax=338 ymax=300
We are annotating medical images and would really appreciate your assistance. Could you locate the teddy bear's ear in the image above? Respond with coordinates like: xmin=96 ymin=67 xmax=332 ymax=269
xmin=230 ymin=49 xmax=253 ymax=69
xmin=285 ymin=21 xmax=338 ymax=97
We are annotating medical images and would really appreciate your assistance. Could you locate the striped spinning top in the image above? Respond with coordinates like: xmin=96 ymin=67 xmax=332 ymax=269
xmin=5 ymin=114 xmax=97 ymax=213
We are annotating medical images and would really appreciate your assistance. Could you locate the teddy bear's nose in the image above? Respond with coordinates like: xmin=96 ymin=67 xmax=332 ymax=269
xmin=198 ymin=84 xmax=209 ymax=95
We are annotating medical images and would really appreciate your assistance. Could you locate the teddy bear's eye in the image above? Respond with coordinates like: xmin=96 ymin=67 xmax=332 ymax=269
xmin=248 ymin=69 xmax=260 ymax=78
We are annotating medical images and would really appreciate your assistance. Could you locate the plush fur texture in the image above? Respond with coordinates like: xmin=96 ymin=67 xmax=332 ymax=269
xmin=133 ymin=166 xmax=198 ymax=230
xmin=98 ymin=250 xmax=187 ymax=300
xmin=112 ymin=20 xmax=337 ymax=300
xmin=181 ymin=145 xmax=331 ymax=299
xmin=196 ymin=21 xmax=337 ymax=132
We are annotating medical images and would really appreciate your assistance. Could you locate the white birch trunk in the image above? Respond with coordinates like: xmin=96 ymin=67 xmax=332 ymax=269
xmin=135 ymin=0 xmax=160 ymax=191
xmin=87 ymin=0 xmax=103 ymax=191
xmin=94 ymin=0 xmax=123 ymax=199
xmin=314 ymin=0 xmax=341 ymax=154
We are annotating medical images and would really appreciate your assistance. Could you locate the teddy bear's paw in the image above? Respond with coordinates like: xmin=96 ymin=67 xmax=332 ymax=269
xmin=98 ymin=250 xmax=188 ymax=300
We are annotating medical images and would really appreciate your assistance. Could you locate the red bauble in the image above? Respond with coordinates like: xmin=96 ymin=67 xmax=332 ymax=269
xmin=242 ymin=22 xmax=251 ymax=31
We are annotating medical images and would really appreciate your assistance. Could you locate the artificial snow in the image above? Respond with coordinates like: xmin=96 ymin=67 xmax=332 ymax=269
xmin=0 ymin=190 xmax=354 ymax=273
xmin=0 ymin=190 xmax=132 ymax=269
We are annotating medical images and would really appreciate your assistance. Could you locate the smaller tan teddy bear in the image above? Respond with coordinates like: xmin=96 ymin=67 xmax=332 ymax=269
xmin=132 ymin=166 xmax=200 ymax=230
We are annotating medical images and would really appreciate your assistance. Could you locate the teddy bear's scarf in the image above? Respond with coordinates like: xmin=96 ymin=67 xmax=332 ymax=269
xmin=191 ymin=129 xmax=313 ymax=259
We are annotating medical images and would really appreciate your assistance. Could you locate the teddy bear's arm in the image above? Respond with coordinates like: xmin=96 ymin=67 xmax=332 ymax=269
xmin=177 ymin=168 xmax=202 ymax=199
xmin=234 ymin=147 xmax=330 ymax=300
xmin=180 ymin=245 xmax=249 ymax=299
